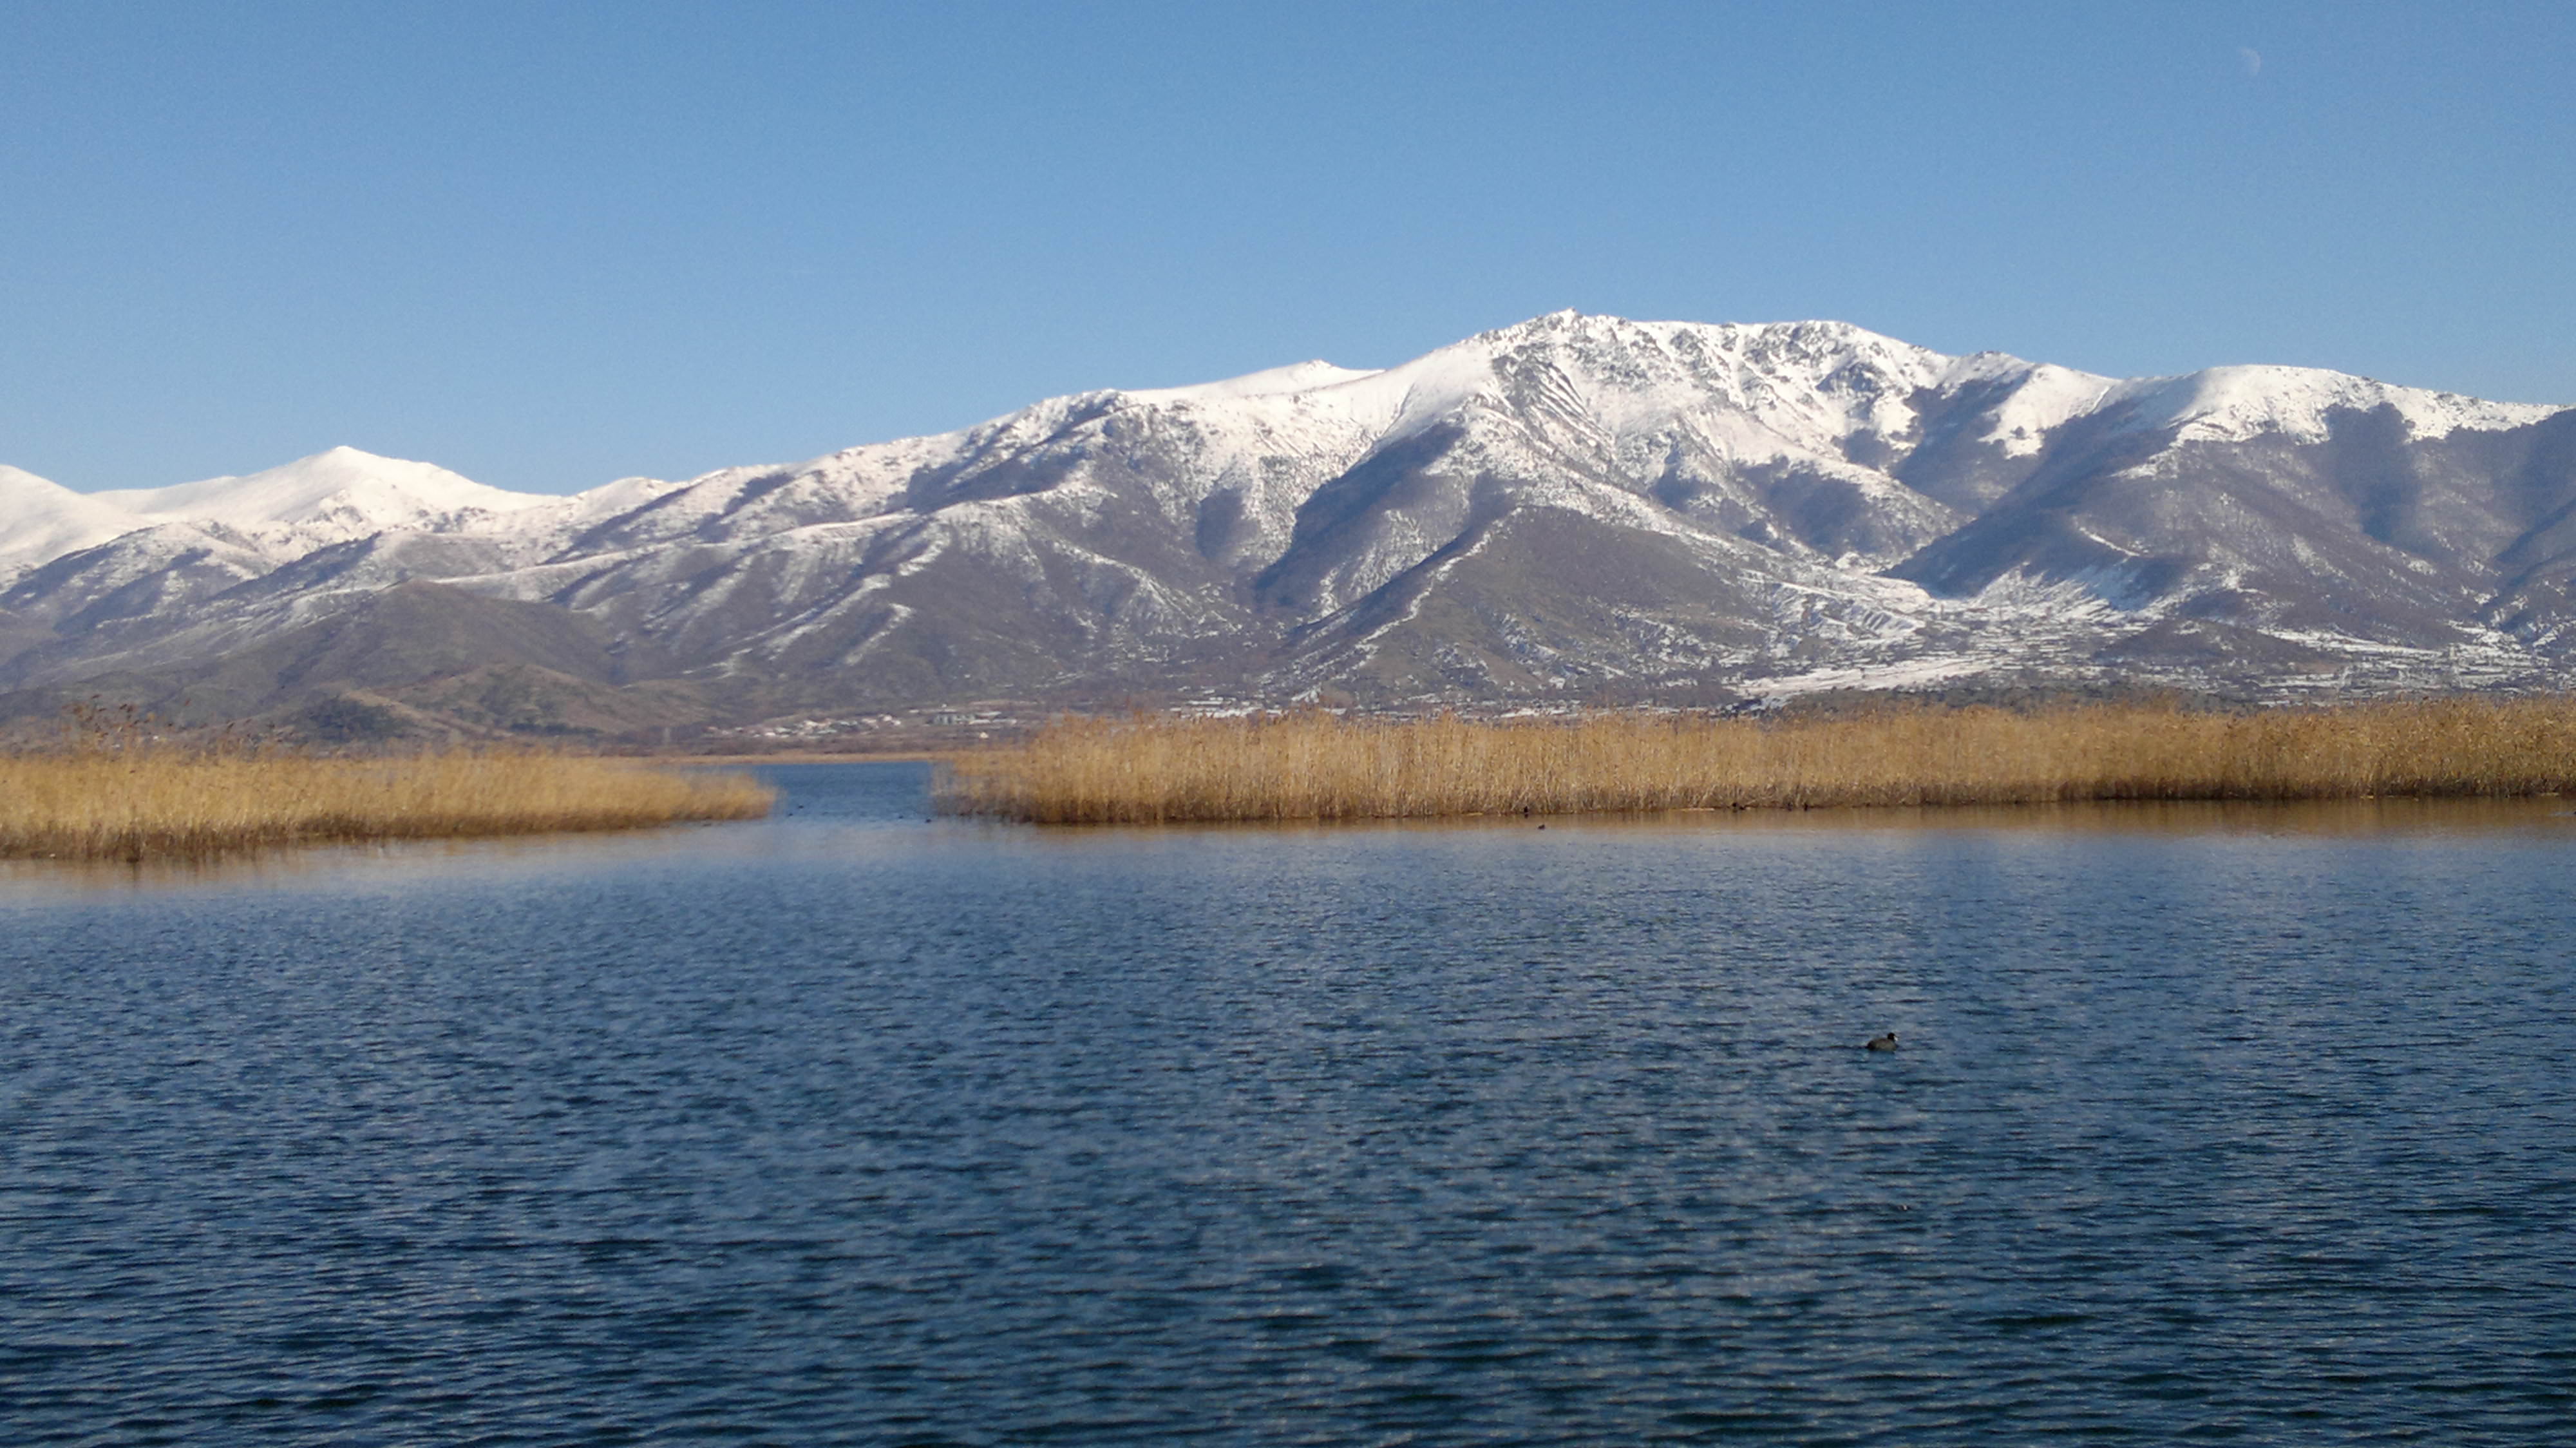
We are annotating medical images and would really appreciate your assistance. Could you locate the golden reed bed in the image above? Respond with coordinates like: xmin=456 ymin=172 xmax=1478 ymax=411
xmin=0 ymin=748 xmax=775 ymax=861
xmin=945 ymin=698 xmax=2576 ymax=823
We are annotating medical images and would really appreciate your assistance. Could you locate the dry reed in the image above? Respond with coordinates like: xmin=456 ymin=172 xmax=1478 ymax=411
xmin=0 ymin=747 xmax=775 ymax=860
xmin=944 ymin=698 xmax=2576 ymax=823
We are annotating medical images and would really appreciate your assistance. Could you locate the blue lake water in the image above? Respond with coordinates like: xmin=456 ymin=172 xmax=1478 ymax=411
xmin=4 ymin=762 xmax=2573 ymax=1444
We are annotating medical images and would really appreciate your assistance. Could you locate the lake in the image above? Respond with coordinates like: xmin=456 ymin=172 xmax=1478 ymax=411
xmin=5 ymin=762 xmax=2573 ymax=1444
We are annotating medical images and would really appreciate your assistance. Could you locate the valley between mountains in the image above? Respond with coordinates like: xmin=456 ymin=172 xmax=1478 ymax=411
xmin=6 ymin=311 xmax=2574 ymax=743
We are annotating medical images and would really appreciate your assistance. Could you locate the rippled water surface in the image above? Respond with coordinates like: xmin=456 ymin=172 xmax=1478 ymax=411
xmin=6 ymin=764 xmax=2574 ymax=1444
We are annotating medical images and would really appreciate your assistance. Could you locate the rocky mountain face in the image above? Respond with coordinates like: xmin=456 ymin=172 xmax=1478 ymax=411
xmin=5 ymin=312 xmax=2572 ymax=740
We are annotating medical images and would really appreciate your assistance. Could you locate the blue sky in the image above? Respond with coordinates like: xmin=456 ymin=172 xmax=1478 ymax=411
xmin=5 ymin=1 xmax=2571 ymax=493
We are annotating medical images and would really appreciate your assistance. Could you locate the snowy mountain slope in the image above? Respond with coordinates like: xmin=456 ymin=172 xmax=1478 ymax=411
xmin=93 ymin=446 xmax=551 ymax=544
xmin=1893 ymin=375 xmax=2576 ymax=649
xmin=59 ymin=446 xmax=684 ymax=569
xmin=4 ymin=314 xmax=2573 ymax=733
xmin=2107 ymin=367 xmax=2559 ymax=447
xmin=0 ymin=465 xmax=145 ymax=582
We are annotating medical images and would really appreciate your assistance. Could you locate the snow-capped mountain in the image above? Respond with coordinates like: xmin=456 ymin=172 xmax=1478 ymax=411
xmin=5 ymin=312 xmax=2572 ymax=738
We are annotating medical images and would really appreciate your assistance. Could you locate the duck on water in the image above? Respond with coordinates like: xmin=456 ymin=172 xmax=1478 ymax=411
xmin=1864 ymin=1033 xmax=1899 ymax=1052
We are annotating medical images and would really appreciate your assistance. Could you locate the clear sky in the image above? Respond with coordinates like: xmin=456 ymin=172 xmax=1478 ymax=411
xmin=5 ymin=1 xmax=2571 ymax=494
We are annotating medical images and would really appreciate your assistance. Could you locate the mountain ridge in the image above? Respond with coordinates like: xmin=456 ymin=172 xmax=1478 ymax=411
xmin=6 ymin=312 xmax=2573 ymax=741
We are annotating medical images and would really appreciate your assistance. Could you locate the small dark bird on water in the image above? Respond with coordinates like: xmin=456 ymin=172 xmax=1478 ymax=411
xmin=1864 ymin=1032 xmax=1899 ymax=1052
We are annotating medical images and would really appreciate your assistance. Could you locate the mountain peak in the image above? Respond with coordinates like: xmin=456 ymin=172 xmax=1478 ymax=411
xmin=93 ymin=448 xmax=553 ymax=531
xmin=0 ymin=464 xmax=146 ymax=579
xmin=0 ymin=462 xmax=75 ymax=500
